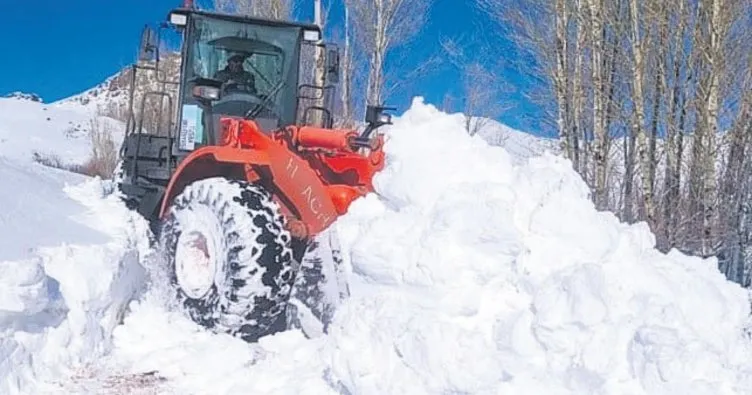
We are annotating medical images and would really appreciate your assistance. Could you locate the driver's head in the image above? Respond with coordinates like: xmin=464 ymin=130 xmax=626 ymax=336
xmin=228 ymin=54 xmax=245 ymax=73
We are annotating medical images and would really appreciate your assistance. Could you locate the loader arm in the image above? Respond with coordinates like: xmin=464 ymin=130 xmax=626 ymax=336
xmin=159 ymin=118 xmax=379 ymax=238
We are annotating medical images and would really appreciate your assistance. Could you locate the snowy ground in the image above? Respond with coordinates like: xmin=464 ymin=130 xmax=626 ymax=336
xmin=2 ymin=97 xmax=752 ymax=394
xmin=0 ymin=174 xmax=152 ymax=395
xmin=0 ymin=97 xmax=148 ymax=395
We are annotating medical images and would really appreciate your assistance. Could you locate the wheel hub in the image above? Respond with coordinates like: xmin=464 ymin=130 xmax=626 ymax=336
xmin=175 ymin=230 xmax=217 ymax=299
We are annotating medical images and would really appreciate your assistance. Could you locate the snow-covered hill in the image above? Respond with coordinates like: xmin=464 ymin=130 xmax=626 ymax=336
xmin=3 ymin=92 xmax=44 ymax=103
xmin=2 ymin=95 xmax=751 ymax=394
xmin=475 ymin=117 xmax=559 ymax=162
xmin=53 ymin=53 xmax=182 ymax=123
xmin=0 ymin=97 xmax=125 ymax=171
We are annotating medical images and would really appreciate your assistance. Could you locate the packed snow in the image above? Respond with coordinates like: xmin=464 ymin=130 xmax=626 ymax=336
xmin=1 ymin=97 xmax=752 ymax=394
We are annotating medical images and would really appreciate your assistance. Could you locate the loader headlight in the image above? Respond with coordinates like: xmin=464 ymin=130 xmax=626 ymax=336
xmin=303 ymin=29 xmax=321 ymax=42
xmin=192 ymin=85 xmax=220 ymax=101
xmin=169 ymin=12 xmax=188 ymax=26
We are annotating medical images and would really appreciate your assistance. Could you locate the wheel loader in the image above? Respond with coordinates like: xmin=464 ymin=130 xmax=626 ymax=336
xmin=114 ymin=2 xmax=393 ymax=342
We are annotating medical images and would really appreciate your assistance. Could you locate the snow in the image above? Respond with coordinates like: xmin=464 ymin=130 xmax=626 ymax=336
xmin=328 ymin=99 xmax=752 ymax=394
xmin=0 ymin=157 xmax=105 ymax=262
xmin=0 ymin=95 xmax=148 ymax=394
xmin=475 ymin=117 xmax=559 ymax=162
xmin=0 ymin=175 xmax=151 ymax=395
xmin=2 ymin=96 xmax=752 ymax=394
xmin=3 ymin=92 xmax=43 ymax=103
xmin=0 ymin=97 xmax=123 ymax=167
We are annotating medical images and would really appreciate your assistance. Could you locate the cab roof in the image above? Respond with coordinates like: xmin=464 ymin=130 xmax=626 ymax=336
xmin=168 ymin=8 xmax=322 ymax=33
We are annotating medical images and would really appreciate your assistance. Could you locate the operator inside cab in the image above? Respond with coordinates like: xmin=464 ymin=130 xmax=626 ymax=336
xmin=213 ymin=53 xmax=257 ymax=94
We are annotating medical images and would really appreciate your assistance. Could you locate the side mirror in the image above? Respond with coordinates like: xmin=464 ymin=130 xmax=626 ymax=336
xmin=365 ymin=105 xmax=395 ymax=126
xmin=362 ymin=104 xmax=396 ymax=138
xmin=326 ymin=48 xmax=340 ymax=84
xmin=139 ymin=25 xmax=158 ymax=62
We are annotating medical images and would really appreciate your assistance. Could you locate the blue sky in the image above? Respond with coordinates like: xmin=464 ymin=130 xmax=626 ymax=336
xmin=0 ymin=0 xmax=552 ymax=136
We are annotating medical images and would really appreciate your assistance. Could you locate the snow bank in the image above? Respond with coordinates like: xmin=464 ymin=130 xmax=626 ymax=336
xmin=0 ymin=174 xmax=151 ymax=395
xmin=330 ymin=98 xmax=752 ymax=394
xmin=0 ymin=157 xmax=104 ymax=262
xmin=81 ymin=98 xmax=752 ymax=394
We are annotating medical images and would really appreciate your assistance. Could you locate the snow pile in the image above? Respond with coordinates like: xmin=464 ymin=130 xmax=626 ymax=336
xmin=61 ymin=98 xmax=752 ymax=394
xmin=330 ymin=98 xmax=752 ymax=394
xmin=0 ymin=174 xmax=152 ymax=395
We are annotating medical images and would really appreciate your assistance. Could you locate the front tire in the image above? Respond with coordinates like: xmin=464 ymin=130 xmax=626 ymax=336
xmin=158 ymin=177 xmax=296 ymax=342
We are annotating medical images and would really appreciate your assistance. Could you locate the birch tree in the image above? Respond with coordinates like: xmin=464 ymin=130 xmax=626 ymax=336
xmin=714 ymin=0 xmax=752 ymax=277
xmin=475 ymin=0 xmax=575 ymax=159
xmin=555 ymin=0 xmax=573 ymax=160
xmin=477 ymin=0 xmax=752 ymax=286
xmin=570 ymin=0 xmax=587 ymax=174
xmin=338 ymin=1 xmax=356 ymax=125
xmin=628 ymin=0 xmax=654 ymax=225
xmin=583 ymin=0 xmax=609 ymax=209
xmin=659 ymin=0 xmax=688 ymax=249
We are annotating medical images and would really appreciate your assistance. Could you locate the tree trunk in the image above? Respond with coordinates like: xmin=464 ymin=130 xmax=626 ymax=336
xmin=700 ymin=0 xmax=722 ymax=257
xmin=585 ymin=0 xmax=607 ymax=209
xmin=340 ymin=3 xmax=353 ymax=125
xmin=629 ymin=0 xmax=653 ymax=225
xmin=661 ymin=0 xmax=686 ymax=250
xmin=555 ymin=0 xmax=572 ymax=161
xmin=624 ymin=126 xmax=637 ymax=223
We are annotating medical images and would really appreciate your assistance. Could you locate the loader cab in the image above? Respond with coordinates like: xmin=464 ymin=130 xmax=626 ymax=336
xmin=167 ymin=10 xmax=334 ymax=151
xmin=177 ymin=12 xmax=300 ymax=150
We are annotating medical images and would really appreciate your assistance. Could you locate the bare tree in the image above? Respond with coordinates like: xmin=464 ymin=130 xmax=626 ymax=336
xmin=660 ymin=0 xmax=690 ymax=249
xmin=475 ymin=0 xmax=585 ymax=171
xmin=582 ymin=0 xmax=608 ymax=209
xmin=713 ymin=0 xmax=752 ymax=278
xmin=213 ymin=0 xmax=295 ymax=19
xmin=627 ymin=0 xmax=655 ymax=224
xmin=439 ymin=36 xmax=512 ymax=136
xmin=570 ymin=0 xmax=587 ymax=174
xmin=555 ymin=0 xmax=573 ymax=160
xmin=345 ymin=0 xmax=432 ymax=106
xmin=338 ymin=1 xmax=356 ymax=126
xmin=477 ymin=0 xmax=752 ymax=286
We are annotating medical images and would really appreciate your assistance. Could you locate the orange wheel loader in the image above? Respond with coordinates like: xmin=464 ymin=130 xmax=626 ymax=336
xmin=114 ymin=2 xmax=394 ymax=342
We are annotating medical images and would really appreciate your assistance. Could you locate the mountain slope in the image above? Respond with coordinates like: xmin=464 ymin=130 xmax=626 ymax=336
xmin=0 ymin=97 xmax=125 ymax=172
